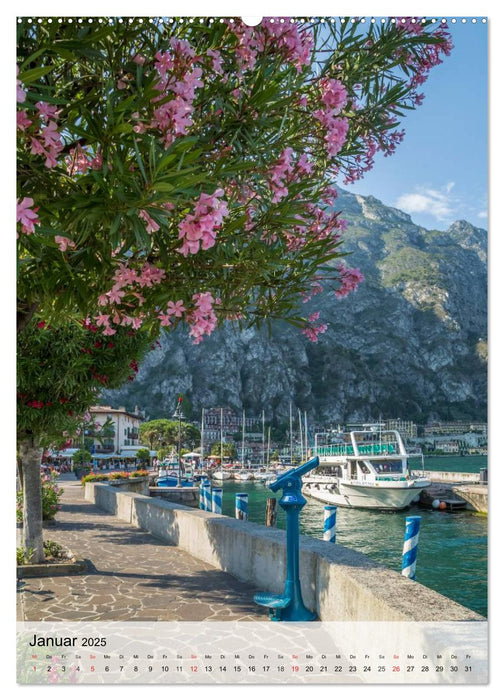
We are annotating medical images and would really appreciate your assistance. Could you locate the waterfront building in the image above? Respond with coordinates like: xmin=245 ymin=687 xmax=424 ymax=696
xmin=424 ymin=421 xmax=487 ymax=437
xmin=385 ymin=418 xmax=418 ymax=440
xmin=86 ymin=405 xmax=146 ymax=456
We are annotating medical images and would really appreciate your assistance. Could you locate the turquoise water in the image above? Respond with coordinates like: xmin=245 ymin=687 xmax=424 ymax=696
xmin=219 ymin=460 xmax=487 ymax=618
xmin=411 ymin=454 xmax=487 ymax=473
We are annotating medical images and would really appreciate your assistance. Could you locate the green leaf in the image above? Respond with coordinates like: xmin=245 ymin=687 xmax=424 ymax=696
xmin=19 ymin=65 xmax=54 ymax=83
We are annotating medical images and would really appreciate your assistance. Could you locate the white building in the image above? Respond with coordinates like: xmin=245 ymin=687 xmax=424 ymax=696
xmin=87 ymin=405 xmax=147 ymax=457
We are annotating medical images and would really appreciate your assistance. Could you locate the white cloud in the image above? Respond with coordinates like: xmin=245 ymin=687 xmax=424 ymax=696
xmin=477 ymin=211 xmax=488 ymax=219
xmin=396 ymin=183 xmax=456 ymax=223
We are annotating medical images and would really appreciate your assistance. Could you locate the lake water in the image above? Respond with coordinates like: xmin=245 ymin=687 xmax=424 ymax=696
xmin=219 ymin=456 xmax=487 ymax=617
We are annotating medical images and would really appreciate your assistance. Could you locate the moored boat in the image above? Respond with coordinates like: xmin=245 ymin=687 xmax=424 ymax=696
xmin=211 ymin=469 xmax=232 ymax=481
xmin=233 ymin=470 xmax=254 ymax=481
xmin=302 ymin=429 xmax=430 ymax=510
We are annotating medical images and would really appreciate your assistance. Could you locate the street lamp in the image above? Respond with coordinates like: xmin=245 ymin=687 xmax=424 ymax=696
xmin=173 ymin=396 xmax=185 ymax=487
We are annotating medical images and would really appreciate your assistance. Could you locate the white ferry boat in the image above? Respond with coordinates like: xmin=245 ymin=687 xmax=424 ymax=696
xmin=302 ymin=430 xmax=430 ymax=510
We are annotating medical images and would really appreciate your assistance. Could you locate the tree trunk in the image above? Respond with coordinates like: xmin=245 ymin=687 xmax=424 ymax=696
xmin=18 ymin=436 xmax=45 ymax=563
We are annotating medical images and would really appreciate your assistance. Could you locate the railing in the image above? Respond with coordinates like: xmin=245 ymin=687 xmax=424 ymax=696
xmin=317 ymin=442 xmax=400 ymax=457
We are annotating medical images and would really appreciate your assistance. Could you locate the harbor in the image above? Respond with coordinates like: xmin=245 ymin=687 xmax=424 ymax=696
xmin=212 ymin=475 xmax=488 ymax=618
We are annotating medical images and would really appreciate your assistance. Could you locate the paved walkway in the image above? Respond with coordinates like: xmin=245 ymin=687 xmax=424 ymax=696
xmin=17 ymin=482 xmax=266 ymax=622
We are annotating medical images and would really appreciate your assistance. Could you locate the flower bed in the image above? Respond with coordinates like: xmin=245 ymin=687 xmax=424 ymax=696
xmin=81 ymin=469 xmax=149 ymax=484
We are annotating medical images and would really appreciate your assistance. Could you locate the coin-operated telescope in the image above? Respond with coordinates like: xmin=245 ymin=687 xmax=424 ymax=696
xmin=254 ymin=456 xmax=319 ymax=621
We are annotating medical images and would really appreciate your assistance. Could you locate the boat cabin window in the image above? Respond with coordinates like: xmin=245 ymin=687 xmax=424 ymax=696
xmin=324 ymin=465 xmax=342 ymax=478
xmin=371 ymin=460 xmax=402 ymax=474
xmin=357 ymin=461 xmax=370 ymax=474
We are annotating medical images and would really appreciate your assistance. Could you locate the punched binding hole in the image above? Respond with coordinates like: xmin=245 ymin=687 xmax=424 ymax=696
xmin=241 ymin=17 xmax=263 ymax=26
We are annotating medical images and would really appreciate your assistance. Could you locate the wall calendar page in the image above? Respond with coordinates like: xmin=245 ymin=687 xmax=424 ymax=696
xmin=15 ymin=9 xmax=489 ymax=689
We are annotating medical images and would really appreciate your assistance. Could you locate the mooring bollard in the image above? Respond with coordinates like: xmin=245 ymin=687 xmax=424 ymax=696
xmin=202 ymin=480 xmax=212 ymax=512
xmin=323 ymin=505 xmax=337 ymax=543
xmin=235 ymin=493 xmax=248 ymax=520
xmin=402 ymin=515 xmax=421 ymax=579
xmin=212 ymin=487 xmax=223 ymax=514
xmin=266 ymin=497 xmax=277 ymax=527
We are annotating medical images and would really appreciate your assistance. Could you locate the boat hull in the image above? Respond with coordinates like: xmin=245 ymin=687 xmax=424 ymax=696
xmin=212 ymin=472 xmax=232 ymax=481
xmin=302 ymin=477 xmax=430 ymax=511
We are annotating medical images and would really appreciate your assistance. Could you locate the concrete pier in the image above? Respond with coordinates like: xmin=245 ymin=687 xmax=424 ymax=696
xmin=453 ymin=485 xmax=488 ymax=514
xmin=82 ymin=482 xmax=484 ymax=622
xmin=412 ymin=470 xmax=481 ymax=484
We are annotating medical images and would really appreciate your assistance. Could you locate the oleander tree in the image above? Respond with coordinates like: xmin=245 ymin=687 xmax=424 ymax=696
xmin=17 ymin=16 xmax=452 ymax=560
xmin=17 ymin=320 xmax=153 ymax=560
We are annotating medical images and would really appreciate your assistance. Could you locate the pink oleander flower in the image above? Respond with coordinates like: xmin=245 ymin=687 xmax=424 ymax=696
xmin=177 ymin=189 xmax=229 ymax=256
xmin=95 ymin=314 xmax=111 ymax=328
xmin=260 ymin=18 xmax=314 ymax=72
xmin=166 ymin=299 xmax=186 ymax=317
xmin=17 ymin=110 xmax=32 ymax=131
xmin=138 ymin=209 xmax=160 ymax=233
xmin=335 ymin=263 xmax=364 ymax=298
xmin=54 ymin=235 xmax=76 ymax=252
xmin=36 ymin=101 xmax=61 ymax=121
xmin=267 ymin=148 xmax=295 ymax=203
xmin=187 ymin=292 xmax=218 ymax=343
xmin=30 ymin=120 xmax=64 ymax=168
xmin=207 ymin=48 xmax=224 ymax=74
xmin=17 ymin=197 xmax=40 ymax=234
xmin=320 ymin=78 xmax=348 ymax=113
xmin=107 ymin=285 xmax=126 ymax=304
xmin=302 ymin=311 xmax=328 ymax=342
xmin=158 ymin=311 xmax=172 ymax=327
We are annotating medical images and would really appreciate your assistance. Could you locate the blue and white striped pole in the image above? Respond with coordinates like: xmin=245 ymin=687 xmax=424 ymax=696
xmin=202 ymin=480 xmax=212 ymax=512
xmin=212 ymin=487 xmax=223 ymax=514
xmin=199 ymin=483 xmax=205 ymax=510
xmin=323 ymin=506 xmax=337 ymax=543
xmin=402 ymin=515 xmax=421 ymax=579
xmin=235 ymin=493 xmax=248 ymax=520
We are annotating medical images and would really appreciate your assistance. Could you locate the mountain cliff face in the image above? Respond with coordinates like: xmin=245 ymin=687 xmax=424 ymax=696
xmin=104 ymin=190 xmax=487 ymax=425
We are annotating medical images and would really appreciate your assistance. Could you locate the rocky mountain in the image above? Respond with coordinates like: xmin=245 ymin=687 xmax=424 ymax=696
xmin=104 ymin=190 xmax=487 ymax=426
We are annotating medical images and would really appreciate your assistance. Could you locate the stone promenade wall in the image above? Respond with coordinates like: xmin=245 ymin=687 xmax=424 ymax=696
xmin=84 ymin=482 xmax=484 ymax=623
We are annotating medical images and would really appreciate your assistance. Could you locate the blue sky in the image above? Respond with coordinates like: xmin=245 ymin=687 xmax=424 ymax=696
xmin=341 ymin=19 xmax=488 ymax=231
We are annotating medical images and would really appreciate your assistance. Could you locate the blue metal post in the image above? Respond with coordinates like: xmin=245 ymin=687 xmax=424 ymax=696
xmin=235 ymin=493 xmax=248 ymax=520
xmin=254 ymin=457 xmax=319 ymax=622
xmin=212 ymin=487 xmax=223 ymax=514
xmin=323 ymin=506 xmax=337 ymax=543
xmin=402 ymin=515 xmax=421 ymax=579
xmin=199 ymin=483 xmax=205 ymax=510
xmin=202 ymin=480 xmax=212 ymax=512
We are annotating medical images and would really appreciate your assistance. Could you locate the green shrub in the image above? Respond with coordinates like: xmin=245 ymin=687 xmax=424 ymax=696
xmin=16 ymin=472 xmax=63 ymax=522
xmin=44 ymin=540 xmax=67 ymax=559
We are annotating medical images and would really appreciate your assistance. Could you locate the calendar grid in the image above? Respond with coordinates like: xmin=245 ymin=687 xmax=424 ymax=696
xmin=17 ymin=621 xmax=488 ymax=684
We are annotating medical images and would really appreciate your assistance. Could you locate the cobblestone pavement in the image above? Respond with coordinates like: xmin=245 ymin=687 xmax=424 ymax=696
xmin=17 ymin=483 xmax=267 ymax=622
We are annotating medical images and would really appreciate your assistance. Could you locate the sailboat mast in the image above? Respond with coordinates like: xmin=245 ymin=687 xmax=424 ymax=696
xmin=220 ymin=407 xmax=223 ymax=464
xmin=298 ymin=409 xmax=303 ymax=462
xmin=262 ymin=410 xmax=265 ymax=466
xmin=267 ymin=426 xmax=271 ymax=468
xmin=201 ymin=407 xmax=205 ymax=467
xmin=242 ymin=409 xmax=245 ymax=467
xmin=304 ymin=411 xmax=308 ymax=459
